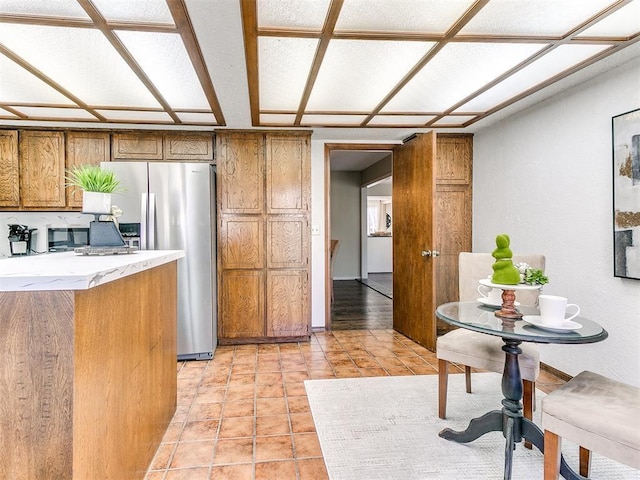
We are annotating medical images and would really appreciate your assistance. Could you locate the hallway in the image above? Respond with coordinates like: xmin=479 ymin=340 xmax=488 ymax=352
xmin=330 ymin=277 xmax=392 ymax=330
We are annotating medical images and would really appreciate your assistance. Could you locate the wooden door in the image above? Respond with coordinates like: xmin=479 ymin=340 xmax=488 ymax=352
xmin=0 ymin=130 xmax=19 ymax=208
xmin=392 ymin=131 xmax=437 ymax=350
xmin=434 ymin=135 xmax=473 ymax=334
xmin=66 ymin=131 xmax=110 ymax=207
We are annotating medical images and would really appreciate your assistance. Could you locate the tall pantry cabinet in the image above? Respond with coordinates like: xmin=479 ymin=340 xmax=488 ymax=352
xmin=216 ymin=131 xmax=311 ymax=344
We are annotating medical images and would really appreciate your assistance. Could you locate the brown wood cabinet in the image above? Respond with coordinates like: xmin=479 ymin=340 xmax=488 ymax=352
xmin=66 ymin=131 xmax=111 ymax=207
xmin=19 ymin=131 xmax=65 ymax=208
xmin=435 ymin=134 xmax=473 ymax=335
xmin=112 ymin=132 xmax=213 ymax=161
xmin=112 ymin=133 xmax=163 ymax=160
xmin=0 ymin=130 xmax=19 ymax=207
xmin=165 ymin=133 xmax=213 ymax=161
xmin=217 ymin=131 xmax=311 ymax=343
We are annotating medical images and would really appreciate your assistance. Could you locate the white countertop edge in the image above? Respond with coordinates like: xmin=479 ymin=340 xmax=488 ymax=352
xmin=0 ymin=250 xmax=185 ymax=292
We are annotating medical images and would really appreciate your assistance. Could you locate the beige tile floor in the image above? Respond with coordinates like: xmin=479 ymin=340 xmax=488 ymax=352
xmin=144 ymin=329 xmax=566 ymax=480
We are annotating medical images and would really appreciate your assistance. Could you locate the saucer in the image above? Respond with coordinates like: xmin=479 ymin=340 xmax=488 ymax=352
xmin=522 ymin=315 xmax=582 ymax=332
xmin=477 ymin=297 xmax=520 ymax=308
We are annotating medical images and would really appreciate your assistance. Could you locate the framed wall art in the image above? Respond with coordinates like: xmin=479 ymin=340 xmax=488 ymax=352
xmin=612 ymin=108 xmax=640 ymax=280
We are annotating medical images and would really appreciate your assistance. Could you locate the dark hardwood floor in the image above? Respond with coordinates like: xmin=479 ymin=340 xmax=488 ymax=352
xmin=330 ymin=277 xmax=393 ymax=330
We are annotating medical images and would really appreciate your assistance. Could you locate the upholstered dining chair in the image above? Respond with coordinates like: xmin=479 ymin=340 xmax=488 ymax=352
xmin=437 ymin=253 xmax=545 ymax=447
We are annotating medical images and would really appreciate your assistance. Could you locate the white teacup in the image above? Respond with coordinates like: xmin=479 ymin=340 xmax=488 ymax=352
xmin=477 ymin=285 xmax=502 ymax=303
xmin=538 ymin=295 xmax=580 ymax=326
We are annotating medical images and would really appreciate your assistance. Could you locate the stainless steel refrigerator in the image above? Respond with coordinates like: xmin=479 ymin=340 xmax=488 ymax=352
xmin=102 ymin=162 xmax=216 ymax=360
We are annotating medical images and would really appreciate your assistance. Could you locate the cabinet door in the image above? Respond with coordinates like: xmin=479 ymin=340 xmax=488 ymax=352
xmin=19 ymin=131 xmax=65 ymax=208
xmin=219 ymin=270 xmax=265 ymax=338
xmin=0 ymin=130 xmax=19 ymax=207
xmin=436 ymin=135 xmax=472 ymax=184
xmin=66 ymin=132 xmax=111 ymax=207
xmin=219 ymin=216 xmax=264 ymax=269
xmin=112 ymin=133 xmax=163 ymax=160
xmin=165 ymin=134 xmax=213 ymax=161
xmin=265 ymin=134 xmax=310 ymax=214
xmin=266 ymin=216 xmax=309 ymax=269
xmin=266 ymin=270 xmax=309 ymax=337
xmin=217 ymin=133 xmax=264 ymax=214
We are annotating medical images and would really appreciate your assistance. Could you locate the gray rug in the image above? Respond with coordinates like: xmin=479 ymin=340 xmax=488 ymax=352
xmin=305 ymin=373 xmax=639 ymax=480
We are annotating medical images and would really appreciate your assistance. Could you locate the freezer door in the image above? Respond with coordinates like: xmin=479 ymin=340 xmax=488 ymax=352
xmin=149 ymin=163 xmax=216 ymax=359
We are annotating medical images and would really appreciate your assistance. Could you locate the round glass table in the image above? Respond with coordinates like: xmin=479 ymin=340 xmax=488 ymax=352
xmin=435 ymin=301 xmax=609 ymax=480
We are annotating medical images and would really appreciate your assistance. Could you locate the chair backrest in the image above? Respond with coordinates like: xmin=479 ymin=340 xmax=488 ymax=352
xmin=458 ymin=252 xmax=546 ymax=306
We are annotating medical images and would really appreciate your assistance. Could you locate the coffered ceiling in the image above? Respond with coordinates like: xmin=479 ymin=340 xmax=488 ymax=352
xmin=0 ymin=0 xmax=639 ymax=134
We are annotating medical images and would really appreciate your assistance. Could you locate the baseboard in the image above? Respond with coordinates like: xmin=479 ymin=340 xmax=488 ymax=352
xmin=540 ymin=362 xmax=572 ymax=381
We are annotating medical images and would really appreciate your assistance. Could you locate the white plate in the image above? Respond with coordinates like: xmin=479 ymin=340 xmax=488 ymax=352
xmin=522 ymin=315 xmax=582 ymax=332
xmin=477 ymin=297 xmax=520 ymax=308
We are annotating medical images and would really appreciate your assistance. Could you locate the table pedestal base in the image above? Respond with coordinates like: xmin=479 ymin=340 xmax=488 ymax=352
xmin=438 ymin=338 xmax=586 ymax=480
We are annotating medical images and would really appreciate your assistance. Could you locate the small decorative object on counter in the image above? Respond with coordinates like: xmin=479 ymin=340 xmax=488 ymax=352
xmin=491 ymin=234 xmax=521 ymax=285
xmin=65 ymin=164 xmax=124 ymax=214
xmin=523 ymin=268 xmax=549 ymax=285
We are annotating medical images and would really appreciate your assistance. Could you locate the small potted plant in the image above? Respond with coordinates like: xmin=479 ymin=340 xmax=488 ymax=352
xmin=65 ymin=164 xmax=123 ymax=214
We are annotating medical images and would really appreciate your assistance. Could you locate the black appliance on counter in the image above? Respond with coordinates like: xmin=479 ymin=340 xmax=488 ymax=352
xmin=8 ymin=224 xmax=37 ymax=256
xmin=48 ymin=226 xmax=89 ymax=252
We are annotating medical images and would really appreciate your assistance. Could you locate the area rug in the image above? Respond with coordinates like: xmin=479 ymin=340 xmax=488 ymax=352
xmin=305 ymin=373 xmax=639 ymax=480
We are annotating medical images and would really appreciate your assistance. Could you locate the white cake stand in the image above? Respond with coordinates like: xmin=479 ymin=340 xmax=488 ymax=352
xmin=478 ymin=278 xmax=542 ymax=321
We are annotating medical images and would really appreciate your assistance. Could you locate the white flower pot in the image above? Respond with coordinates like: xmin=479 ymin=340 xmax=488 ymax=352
xmin=82 ymin=191 xmax=112 ymax=214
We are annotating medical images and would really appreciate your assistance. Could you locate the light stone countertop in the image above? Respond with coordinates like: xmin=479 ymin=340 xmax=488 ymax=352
xmin=0 ymin=250 xmax=185 ymax=292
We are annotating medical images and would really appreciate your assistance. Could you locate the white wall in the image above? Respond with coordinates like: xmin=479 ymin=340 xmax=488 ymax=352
xmin=330 ymin=171 xmax=361 ymax=279
xmin=473 ymin=55 xmax=640 ymax=386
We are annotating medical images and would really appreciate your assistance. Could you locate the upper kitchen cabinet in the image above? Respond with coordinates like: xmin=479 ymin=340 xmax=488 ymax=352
xmin=165 ymin=134 xmax=213 ymax=161
xmin=66 ymin=131 xmax=111 ymax=207
xmin=265 ymin=134 xmax=310 ymax=214
xmin=112 ymin=133 xmax=163 ymax=160
xmin=217 ymin=133 xmax=264 ymax=214
xmin=0 ymin=131 xmax=19 ymax=208
xmin=19 ymin=131 xmax=65 ymax=209
xmin=112 ymin=132 xmax=214 ymax=161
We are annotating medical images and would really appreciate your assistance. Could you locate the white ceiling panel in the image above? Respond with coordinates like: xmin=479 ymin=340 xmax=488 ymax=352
xmin=12 ymin=106 xmax=97 ymax=120
xmin=91 ymin=0 xmax=174 ymax=24
xmin=456 ymin=44 xmax=612 ymax=112
xmin=96 ymin=109 xmax=174 ymax=122
xmin=383 ymin=42 xmax=546 ymax=112
xmin=0 ymin=24 xmax=161 ymax=108
xmin=335 ymin=0 xmax=475 ymax=33
xmin=116 ymin=30 xmax=209 ymax=109
xmin=257 ymin=0 xmax=330 ymax=30
xmin=432 ymin=115 xmax=477 ymax=126
xmin=302 ymin=114 xmax=368 ymax=125
xmin=259 ymin=37 xmax=319 ymax=111
xmin=368 ymin=115 xmax=436 ymax=126
xmin=0 ymin=0 xmax=89 ymax=19
xmin=577 ymin=1 xmax=640 ymax=37
xmin=307 ymin=39 xmax=434 ymax=111
xmin=459 ymin=0 xmax=616 ymax=36
xmin=260 ymin=113 xmax=298 ymax=124
xmin=0 ymin=56 xmax=74 ymax=104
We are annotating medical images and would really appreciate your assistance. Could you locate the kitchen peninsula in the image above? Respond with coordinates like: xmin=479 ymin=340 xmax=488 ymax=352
xmin=0 ymin=250 xmax=184 ymax=479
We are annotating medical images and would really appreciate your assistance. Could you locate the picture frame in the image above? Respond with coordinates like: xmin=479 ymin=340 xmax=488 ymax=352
xmin=612 ymin=108 xmax=640 ymax=280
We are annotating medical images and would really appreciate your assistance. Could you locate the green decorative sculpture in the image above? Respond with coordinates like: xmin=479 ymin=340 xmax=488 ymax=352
xmin=491 ymin=234 xmax=521 ymax=285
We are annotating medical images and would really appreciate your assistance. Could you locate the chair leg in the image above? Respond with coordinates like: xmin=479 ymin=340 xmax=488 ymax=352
xmin=523 ymin=380 xmax=534 ymax=449
xmin=438 ymin=359 xmax=448 ymax=419
xmin=579 ymin=446 xmax=592 ymax=478
xmin=543 ymin=429 xmax=561 ymax=480
xmin=464 ymin=365 xmax=472 ymax=393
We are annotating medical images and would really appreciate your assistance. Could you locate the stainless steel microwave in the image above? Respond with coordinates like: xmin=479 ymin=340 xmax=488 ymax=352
xmin=48 ymin=227 xmax=89 ymax=252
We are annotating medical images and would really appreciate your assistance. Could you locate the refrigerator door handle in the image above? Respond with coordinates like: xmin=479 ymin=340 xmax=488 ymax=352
xmin=141 ymin=193 xmax=148 ymax=250
xmin=148 ymin=193 xmax=156 ymax=250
